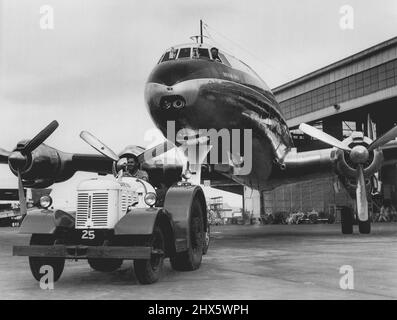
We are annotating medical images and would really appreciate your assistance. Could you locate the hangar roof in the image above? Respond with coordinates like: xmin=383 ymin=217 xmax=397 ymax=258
xmin=273 ymin=37 xmax=397 ymax=101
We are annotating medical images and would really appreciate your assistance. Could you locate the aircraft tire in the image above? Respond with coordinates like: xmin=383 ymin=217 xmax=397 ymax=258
xmin=29 ymin=234 xmax=65 ymax=282
xmin=134 ymin=225 xmax=165 ymax=284
xmin=341 ymin=207 xmax=353 ymax=234
xmin=358 ymin=219 xmax=371 ymax=234
xmin=170 ymin=197 xmax=204 ymax=271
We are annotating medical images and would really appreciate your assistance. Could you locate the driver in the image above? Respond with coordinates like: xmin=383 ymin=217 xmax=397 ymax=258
xmin=120 ymin=154 xmax=149 ymax=181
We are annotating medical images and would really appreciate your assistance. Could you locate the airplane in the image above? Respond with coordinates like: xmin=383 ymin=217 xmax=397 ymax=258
xmin=1 ymin=22 xmax=397 ymax=235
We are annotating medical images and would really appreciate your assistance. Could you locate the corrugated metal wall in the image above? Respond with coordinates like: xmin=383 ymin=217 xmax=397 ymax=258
xmin=263 ymin=176 xmax=352 ymax=215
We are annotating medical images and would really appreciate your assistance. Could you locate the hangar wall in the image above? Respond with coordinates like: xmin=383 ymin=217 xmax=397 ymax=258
xmin=244 ymin=37 xmax=397 ymax=218
xmin=275 ymin=37 xmax=397 ymax=127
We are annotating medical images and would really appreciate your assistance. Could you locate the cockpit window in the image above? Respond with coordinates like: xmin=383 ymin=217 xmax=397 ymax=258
xmin=161 ymin=51 xmax=171 ymax=62
xmin=198 ymin=48 xmax=210 ymax=59
xmin=218 ymin=52 xmax=231 ymax=67
xmin=161 ymin=48 xmax=179 ymax=62
xmin=191 ymin=47 xmax=211 ymax=59
xmin=178 ymin=48 xmax=191 ymax=58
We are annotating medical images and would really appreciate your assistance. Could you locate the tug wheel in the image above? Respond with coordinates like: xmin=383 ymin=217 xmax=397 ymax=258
xmin=29 ymin=234 xmax=65 ymax=282
xmin=203 ymin=224 xmax=210 ymax=255
xmin=134 ymin=225 xmax=165 ymax=284
xmin=170 ymin=197 xmax=204 ymax=271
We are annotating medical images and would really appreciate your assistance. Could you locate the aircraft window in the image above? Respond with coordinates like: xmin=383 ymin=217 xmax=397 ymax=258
xmin=218 ymin=52 xmax=231 ymax=67
xmin=161 ymin=48 xmax=179 ymax=62
xmin=178 ymin=48 xmax=191 ymax=58
xmin=192 ymin=47 xmax=211 ymax=59
xmin=161 ymin=52 xmax=171 ymax=62
xmin=198 ymin=48 xmax=210 ymax=59
xmin=224 ymin=53 xmax=259 ymax=77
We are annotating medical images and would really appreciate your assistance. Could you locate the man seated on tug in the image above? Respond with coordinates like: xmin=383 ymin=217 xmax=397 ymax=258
xmin=119 ymin=150 xmax=149 ymax=181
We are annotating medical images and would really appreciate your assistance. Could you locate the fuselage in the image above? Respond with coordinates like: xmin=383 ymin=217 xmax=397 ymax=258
xmin=144 ymin=43 xmax=293 ymax=190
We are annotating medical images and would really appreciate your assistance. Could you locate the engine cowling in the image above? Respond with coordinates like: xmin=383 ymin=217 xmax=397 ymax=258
xmin=335 ymin=132 xmax=383 ymax=196
xmin=8 ymin=142 xmax=64 ymax=188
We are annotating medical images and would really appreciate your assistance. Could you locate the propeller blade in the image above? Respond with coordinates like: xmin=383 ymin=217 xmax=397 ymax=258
xmin=367 ymin=114 xmax=375 ymax=140
xmin=22 ymin=120 xmax=59 ymax=153
xmin=368 ymin=125 xmax=397 ymax=151
xmin=299 ymin=123 xmax=351 ymax=152
xmin=80 ymin=131 xmax=119 ymax=162
xmin=0 ymin=148 xmax=11 ymax=164
xmin=356 ymin=164 xmax=368 ymax=222
xmin=17 ymin=171 xmax=27 ymax=217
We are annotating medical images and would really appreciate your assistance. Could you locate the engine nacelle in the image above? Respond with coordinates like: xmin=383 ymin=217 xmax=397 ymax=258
xmin=8 ymin=143 xmax=62 ymax=187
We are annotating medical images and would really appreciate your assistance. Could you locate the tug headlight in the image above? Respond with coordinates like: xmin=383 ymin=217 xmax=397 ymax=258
xmin=39 ymin=195 xmax=53 ymax=209
xmin=144 ymin=192 xmax=157 ymax=207
xmin=182 ymin=169 xmax=192 ymax=181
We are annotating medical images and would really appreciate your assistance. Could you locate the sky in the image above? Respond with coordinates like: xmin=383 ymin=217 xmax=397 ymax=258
xmin=0 ymin=0 xmax=396 ymax=209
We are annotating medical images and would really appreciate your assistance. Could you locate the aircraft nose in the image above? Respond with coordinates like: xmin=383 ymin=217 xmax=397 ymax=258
xmin=145 ymin=64 xmax=205 ymax=112
xmin=147 ymin=61 xmax=193 ymax=86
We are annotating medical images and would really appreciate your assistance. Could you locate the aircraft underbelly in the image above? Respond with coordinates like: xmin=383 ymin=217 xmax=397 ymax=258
xmin=146 ymin=78 xmax=291 ymax=191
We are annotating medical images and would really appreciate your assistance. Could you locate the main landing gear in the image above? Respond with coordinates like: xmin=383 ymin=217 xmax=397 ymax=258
xmin=340 ymin=206 xmax=371 ymax=234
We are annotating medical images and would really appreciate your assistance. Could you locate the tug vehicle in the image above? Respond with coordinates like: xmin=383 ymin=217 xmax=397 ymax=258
xmin=13 ymin=131 xmax=210 ymax=284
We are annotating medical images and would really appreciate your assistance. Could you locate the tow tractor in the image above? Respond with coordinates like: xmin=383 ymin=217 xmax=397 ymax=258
xmin=13 ymin=131 xmax=211 ymax=284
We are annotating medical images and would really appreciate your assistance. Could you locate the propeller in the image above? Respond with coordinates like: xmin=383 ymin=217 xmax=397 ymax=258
xmin=299 ymin=120 xmax=397 ymax=222
xmin=356 ymin=164 xmax=368 ymax=221
xmin=368 ymin=125 xmax=397 ymax=151
xmin=17 ymin=171 xmax=27 ymax=218
xmin=80 ymin=131 xmax=179 ymax=167
xmin=0 ymin=120 xmax=59 ymax=216
xmin=22 ymin=120 xmax=59 ymax=153
xmin=80 ymin=131 xmax=119 ymax=161
xmin=299 ymin=123 xmax=351 ymax=152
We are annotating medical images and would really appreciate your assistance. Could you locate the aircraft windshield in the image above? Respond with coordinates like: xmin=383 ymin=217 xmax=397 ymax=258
xmin=157 ymin=46 xmax=270 ymax=90
xmin=159 ymin=46 xmax=214 ymax=63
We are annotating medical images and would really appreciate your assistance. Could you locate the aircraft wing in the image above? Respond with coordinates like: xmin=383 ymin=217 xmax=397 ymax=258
xmin=0 ymin=121 xmax=180 ymax=189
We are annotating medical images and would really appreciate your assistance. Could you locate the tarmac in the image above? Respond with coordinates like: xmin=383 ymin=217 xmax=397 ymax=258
xmin=0 ymin=223 xmax=396 ymax=300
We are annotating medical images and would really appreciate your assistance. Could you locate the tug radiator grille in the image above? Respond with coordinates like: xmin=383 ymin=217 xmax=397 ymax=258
xmin=76 ymin=192 xmax=109 ymax=228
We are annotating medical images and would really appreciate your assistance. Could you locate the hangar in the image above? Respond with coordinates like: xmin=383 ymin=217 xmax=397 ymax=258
xmin=244 ymin=36 xmax=397 ymax=219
